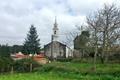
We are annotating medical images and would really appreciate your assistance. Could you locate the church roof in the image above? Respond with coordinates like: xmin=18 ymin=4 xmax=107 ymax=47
xmin=44 ymin=41 xmax=66 ymax=47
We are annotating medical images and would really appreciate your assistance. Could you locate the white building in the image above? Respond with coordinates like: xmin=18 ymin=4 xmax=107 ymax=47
xmin=44 ymin=18 xmax=73 ymax=59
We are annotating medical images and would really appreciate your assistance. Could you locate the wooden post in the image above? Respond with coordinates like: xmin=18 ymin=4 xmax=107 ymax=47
xmin=30 ymin=63 xmax=32 ymax=72
xmin=11 ymin=66 xmax=14 ymax=74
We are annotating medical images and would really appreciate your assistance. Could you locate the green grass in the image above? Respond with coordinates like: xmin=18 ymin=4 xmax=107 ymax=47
xmin=0 ymin=72 xmax=120 ymax=80
xmin=44 ymin=62 xmax=120 ymax=73
xmin=0 ymin=62 xmax=120 ymax=80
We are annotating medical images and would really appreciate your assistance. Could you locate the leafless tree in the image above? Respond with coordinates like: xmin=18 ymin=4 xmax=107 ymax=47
xmin=63 ymin=25 xmax=88 ymax=47
xmin=87 ymin=4 xmax=120 ymax=64
xmin=61 ymin=27 xmax=79 ymax=47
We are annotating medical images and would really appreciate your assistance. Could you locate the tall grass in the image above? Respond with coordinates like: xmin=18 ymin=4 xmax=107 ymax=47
xmin=0 ymin=62 xmax=120 ymax=80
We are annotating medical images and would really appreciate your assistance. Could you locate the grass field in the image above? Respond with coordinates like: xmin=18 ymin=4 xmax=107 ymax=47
xmin=0 ymin=62 xmax=120 ymax=80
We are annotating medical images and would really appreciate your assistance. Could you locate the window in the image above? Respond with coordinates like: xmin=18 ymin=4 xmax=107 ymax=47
xmin=54 ymin=31 xmax=56 ymax=34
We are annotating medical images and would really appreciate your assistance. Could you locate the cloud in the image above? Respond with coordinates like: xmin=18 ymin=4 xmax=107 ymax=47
xmin=0 ymin=0 xmax=119 ymax=47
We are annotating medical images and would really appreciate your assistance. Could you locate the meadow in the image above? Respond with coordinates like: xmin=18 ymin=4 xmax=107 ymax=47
xmin=0 ymin=62 xmax=120 ymax=80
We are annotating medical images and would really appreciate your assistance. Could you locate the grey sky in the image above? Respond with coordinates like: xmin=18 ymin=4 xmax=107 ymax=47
xmin=0 ymin=0 xmax=119 ymax=46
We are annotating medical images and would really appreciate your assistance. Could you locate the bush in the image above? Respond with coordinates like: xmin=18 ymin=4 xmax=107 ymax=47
xmin=34 ymin=64 xmax=54 ymax=73
xmin=56 ymin=58 xmax=73 ymax=62
xmin=0 ymin=56 xmax=13 ymax=73
xmin=13 ymin=58 xmax=40 ymax=72
xmin=108 ymin=53 xmax=120 ymax=62
xmin=72 ymin=58 xmax=82 ymax=63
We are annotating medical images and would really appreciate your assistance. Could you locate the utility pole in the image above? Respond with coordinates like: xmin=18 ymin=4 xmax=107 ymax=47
xmin=51 ymin=35 xmax=53 ymax=60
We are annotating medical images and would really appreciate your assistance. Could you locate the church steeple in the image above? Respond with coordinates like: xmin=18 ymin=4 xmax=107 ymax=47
xmin=52 ymin=17 xmax=59 ymax=41
xmin=53 ymin=17 xmax=58 ymax=31
xmin=54 ymin=17 xmax=58 ymax=28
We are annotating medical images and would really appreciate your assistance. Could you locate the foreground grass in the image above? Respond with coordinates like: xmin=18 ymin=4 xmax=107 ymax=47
xmin=0 ymin=62 xmax=120 ymax=80
xmin=0 ymin=72 xmax=120 ymax=80
xmin=0 ymin=73 xmax=66 ymax=80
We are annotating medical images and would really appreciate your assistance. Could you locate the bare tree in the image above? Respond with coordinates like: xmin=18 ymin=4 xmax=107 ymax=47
xmin=87 ymin=14 xmax=100 ymax=71
xmin=61 ymin=27 xmax=79 ymax=47
xmin=63 ymin=25 xmax=87 ymax=47
xmin=87 ymin=4 xmax=120 ymax=64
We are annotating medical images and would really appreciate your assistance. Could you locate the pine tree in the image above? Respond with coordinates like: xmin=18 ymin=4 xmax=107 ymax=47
xmin=0 ymin=44 xmax=10 ymax=57
xmin=23 ymin=25 xmax=40 ymax=54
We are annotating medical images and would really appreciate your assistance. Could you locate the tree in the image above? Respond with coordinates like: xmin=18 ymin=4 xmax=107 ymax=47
xmin=0 ymin=44 xmax=10 ymax=57
xmin=10 ymin=45 xmax=23 ymax=53
xmin=87 ymin=4 xmax=120 ymax=63
xmin=23 ymin=25 xmax=40 ymax=54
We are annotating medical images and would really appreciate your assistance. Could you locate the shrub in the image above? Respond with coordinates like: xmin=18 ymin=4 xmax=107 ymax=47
xmin=108 ymin=53 xmax=120 ymax=63
xmin=34 ymin=65 xmax=54 ymax=73
xmin=56 ymin=58 xmax=73 ymax=62
xmin=13 ymin=58 xmax=40 ymax=72
xmin=72 ymin=58 xmax=82 ymax=63
xmin=0 ymin=56 xmax=13 ymax=73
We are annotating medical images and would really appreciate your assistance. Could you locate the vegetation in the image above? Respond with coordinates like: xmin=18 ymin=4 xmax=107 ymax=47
xmin=0 ymin=58 xmax=40 ymax=73
xmin=0 ymin=62 xmax=120 ymax=80
xmin=87 ymin=4 xmax=120 ymax=63
xmin=0 ymin=44 xmax=10 ymax=57
xmin=0 ymin=44 xmax=23 ymax=57
xmin=13 ymin=58 xmax=40 ymax=72
xmin=23 ymin=25 xmax=40 ymax=54
xmin=10 ymin=45 xmax=23 ymax=53
xmin=0 ymin=57 xmax=13 ymax=73
xmin=0 ymin=3 xmax=120 ymax=80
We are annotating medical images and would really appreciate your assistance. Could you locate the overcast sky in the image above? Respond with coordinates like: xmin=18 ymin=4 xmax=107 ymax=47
xmin=0 ymin=0 xmax=119 ymax=47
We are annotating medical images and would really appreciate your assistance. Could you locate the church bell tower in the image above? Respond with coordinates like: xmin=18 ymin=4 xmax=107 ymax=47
xmin=51 ymin=17 xmax=60 ymax=58
xmin=52 ymin=17 xmax=59 ymax=41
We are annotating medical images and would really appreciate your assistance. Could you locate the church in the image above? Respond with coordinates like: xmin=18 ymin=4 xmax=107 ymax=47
xmin=44 ymin=18 xmax=73 ymax=59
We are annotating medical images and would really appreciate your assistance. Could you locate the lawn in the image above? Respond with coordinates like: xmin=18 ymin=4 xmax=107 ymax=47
xmin=0 ymin=62 xmax=120 ymax=80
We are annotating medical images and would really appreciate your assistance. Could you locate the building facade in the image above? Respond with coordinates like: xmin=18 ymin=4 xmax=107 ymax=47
xmin=44 ymin=18 xmax=67 ymax=59
xmin=44 ymin=41 xmax=66 ymax=58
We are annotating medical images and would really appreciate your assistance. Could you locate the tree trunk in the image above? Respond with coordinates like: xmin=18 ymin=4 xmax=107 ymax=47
xmin=101 ymin=51 xmax=105 ymax=64
xmin=93 ymin=45 xmax=97 ymax=72
xmin=93 ymin=29 xmax=98 ymax=72
xmin=105 ymin=52 xmax=109 ymax=63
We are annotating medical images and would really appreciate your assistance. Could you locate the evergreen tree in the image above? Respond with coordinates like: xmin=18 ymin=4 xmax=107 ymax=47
xmin=10 ymin=45 xmax=23 ymax=53
xmin=23 ymin=25 xmax=40 ymax=54
xmin=0 ymin=44 xmax=10 ymax=57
